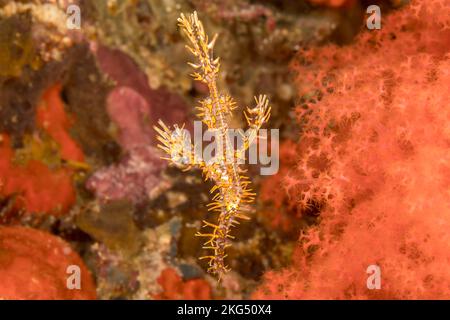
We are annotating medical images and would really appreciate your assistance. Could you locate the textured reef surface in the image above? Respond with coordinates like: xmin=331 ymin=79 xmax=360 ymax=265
xmin=1 ymin=0 xmax=445 ymax=300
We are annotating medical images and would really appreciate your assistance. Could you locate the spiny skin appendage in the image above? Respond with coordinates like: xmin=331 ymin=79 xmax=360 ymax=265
xmin=154 ymin=12 xmax=271 ymax=279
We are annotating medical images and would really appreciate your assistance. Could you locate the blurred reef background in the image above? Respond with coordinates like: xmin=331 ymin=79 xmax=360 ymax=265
xmin=0 ymin=0 xmax=407 ymax=299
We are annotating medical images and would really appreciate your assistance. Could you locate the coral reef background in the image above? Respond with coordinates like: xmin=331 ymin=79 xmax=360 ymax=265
xmin=0 ymin=0 xmax=447 ymax=300
xmin=255 ymin=0 xmax=450 ymax=299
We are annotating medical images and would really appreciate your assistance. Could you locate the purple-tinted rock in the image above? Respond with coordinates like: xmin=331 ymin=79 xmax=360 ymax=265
xmin=92 ymin=45 xmax=191 ymax=143
xmin=107 ymin=87 xmax=152 ymax=151
xmin=86 ymin=145 xmax=166 ymax=204
xmin=85 ymin=45 xmax=193 ymax=204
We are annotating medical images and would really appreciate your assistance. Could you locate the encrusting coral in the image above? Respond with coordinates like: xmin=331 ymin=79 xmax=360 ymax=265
xmin=155 ymin=12 xmax=271 ymax=279
xmin=0 ymin=85 xmax=85 ymax=216
xmin=153 ymin=267 xmax=211 ymax=300
xmin=0 ymin=226 xmax=96 ymax=299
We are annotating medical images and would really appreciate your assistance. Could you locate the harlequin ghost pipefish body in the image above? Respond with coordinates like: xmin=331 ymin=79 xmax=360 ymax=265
xmin=154 ymin=12 xmax=271 ymax=279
